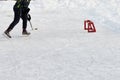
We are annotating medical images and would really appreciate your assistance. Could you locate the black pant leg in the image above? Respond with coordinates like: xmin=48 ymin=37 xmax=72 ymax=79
xmin=7 ymin=8 xmax=21 ymax=30
xmin=21 ymin=13 xmax=28 ymax=30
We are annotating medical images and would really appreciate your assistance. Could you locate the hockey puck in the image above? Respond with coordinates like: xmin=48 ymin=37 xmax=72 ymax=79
xmin=35 ymin=28 xmax=38 ymax=30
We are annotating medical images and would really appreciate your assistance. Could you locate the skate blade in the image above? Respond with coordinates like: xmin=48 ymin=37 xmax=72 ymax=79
xmin=2 ymin=33 xmax=11 ymax=39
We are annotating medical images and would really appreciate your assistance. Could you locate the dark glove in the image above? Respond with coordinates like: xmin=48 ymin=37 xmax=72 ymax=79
xmin=27 ymin=14 xmax=31 ymax=21
xmin=26 ymin=8 xmax=30 ymax=14
xmin=22 ymin=8 xmax=30 ymax=14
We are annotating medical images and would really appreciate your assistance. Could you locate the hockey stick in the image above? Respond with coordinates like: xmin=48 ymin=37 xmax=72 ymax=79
xmin=29 ymin=20 xmax=33 ymax=30
xmin=28 ymin=20 xmax=38 ymax=30
xmin=27 ymin=14 xmax=37 ymax=30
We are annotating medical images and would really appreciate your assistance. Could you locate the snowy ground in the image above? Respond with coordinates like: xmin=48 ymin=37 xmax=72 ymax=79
xmin=0 ymin=1 xmax=120 ymax=80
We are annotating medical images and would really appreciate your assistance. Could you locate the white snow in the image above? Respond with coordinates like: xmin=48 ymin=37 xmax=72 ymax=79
xmin=0 ymin=0 xmax=120 ymax=80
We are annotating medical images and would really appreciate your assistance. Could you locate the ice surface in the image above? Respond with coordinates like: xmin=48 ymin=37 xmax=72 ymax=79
xmin=0 ymin=1 xmax=120 ymax=80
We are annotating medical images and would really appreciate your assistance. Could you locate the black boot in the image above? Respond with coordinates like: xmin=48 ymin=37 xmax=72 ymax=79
xmin=22 ymin=30 xmax=30 ymax=35
xmin=4 ymin=29 xmax=12 ymax=38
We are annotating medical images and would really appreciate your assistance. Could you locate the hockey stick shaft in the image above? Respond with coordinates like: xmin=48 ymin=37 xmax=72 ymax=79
xmin=29 ymin=20 xmax=33 ymax=30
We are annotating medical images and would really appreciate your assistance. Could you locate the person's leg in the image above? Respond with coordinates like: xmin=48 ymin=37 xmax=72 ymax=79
xmin=22 ymin=13 xmax=27 ymax=30
xmin=4 ymin=8 xmax=21 ymax=38
xmin=21 ymin=13 xmax=30 ymax=35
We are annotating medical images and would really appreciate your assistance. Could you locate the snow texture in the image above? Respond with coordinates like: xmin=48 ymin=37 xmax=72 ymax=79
xmin=0 ymin=0 xmax=120 ymax=80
